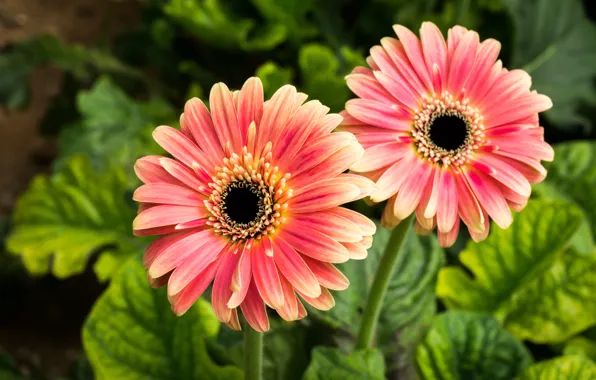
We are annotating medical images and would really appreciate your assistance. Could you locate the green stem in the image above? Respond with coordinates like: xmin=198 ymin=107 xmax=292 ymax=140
xmin=355 ymin=214 xmax=414 ymax=349
xmin=244 ymin=325 xmax=263 ymax=380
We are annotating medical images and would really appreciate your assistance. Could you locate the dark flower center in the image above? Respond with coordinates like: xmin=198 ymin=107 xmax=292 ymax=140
xmin=221 ymin=182 xmax=264 ymax=225
xmin=428 ymin=114 xmax=469 ymax=151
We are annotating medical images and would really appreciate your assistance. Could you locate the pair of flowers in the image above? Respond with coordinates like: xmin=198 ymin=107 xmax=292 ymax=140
xmin=132 ymin=23 xmax=553 ymax=332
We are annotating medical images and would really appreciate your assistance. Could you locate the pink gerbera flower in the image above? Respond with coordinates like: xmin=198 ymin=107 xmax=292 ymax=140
xmin=132 ymin=77 xmax=376 ymax=332
xmin=341 ymin=22 xmax=554 ymax=247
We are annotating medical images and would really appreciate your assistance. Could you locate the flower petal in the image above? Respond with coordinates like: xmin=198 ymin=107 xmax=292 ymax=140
xmin=210 ymin=82 xmax=241 ymax=152
xmin=133 ymin=205 xmax=208 ymax=231
xmin=237 ymin=77 xmax=264 ymax=146
xmin=170 ymin=256 xmax=222 ymax=316
xmin=278 ymin=228 xmax=349 ymax=264
xmin=252 ymin=242 xmax=285 ymax=309
xmin=240 ymin=282 xmax=270 ymax=332
xmin=272 ymin=236 xmax=321 ymax=298
xmin=302 ymin=255 xmax=349 ymax=290
xmin=133 ymin=184 xmax=204 ymax=206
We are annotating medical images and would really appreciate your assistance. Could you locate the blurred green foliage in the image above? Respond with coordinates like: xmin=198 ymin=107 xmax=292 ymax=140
xmin=1 ymin=0 xmax=596 ymax=379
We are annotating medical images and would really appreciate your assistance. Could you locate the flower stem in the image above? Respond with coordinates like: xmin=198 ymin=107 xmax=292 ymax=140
xmin=244 ymin=325 xmax=263 ymax=380
xmin=355 ymin=214 xmax=414 ymax=349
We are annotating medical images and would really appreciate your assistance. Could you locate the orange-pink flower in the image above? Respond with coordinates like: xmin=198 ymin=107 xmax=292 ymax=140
xmin=341 ymin=22 xmax=554 ymax=247
xmin=132 ymin=77 xmax=376 ymax=332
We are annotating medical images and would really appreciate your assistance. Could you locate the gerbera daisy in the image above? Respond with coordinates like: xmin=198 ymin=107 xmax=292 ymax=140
xmin=341 ymin=22 xmax=553 ymax=247
xmin=132 ymin=77 xmax=376 ymax=332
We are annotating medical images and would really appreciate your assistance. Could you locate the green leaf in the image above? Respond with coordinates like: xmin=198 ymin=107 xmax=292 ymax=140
xmin=255 ymin=61 xmax=294 ymax=99
xmin=302 ymin=347 xmax=385 ymax=380
xmin=56 ymin=76 xmax=175 ymax=179
xmin=502 ymin=0 xmax=596 ymax=129
xmin=299 ymin=44 xmax=364 ymax=112
xmin=564 ymin=337 xmax=596 ymax=362
xmin=7 ymin=156 xmax=141 ymax=279
xmin=514 ymin=356 xmax=596 ymax=379
xmin=311 ymin=226 xmax=444 ymax=373
xmin=437 ymin=199 xmax=596 ymax=343
xmin=163 ymin=0 xmax=286 ymax=51
xmin=534 ymin=141 xmax=596 ymax=253
xmin=251 ymin=0 xmax=318 ymax=42
xmin=0 ymin=35 xmax=144 ymax=109
xmin=416 ymin=311 xmax=533 ymax=380
xmin=83 ymin=256 xmax=242 ymax=380
xmin=0 ymin=348 xmax=23 ymax=380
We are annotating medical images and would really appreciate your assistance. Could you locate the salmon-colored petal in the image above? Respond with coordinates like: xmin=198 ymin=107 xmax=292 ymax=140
xmin=148 ymin=229 xmax=218 ymax=278
xmin=464 ymin=168 xmax=512 ymax=229
xmin=345 ymin=99 xmax=412 ymax=131
xmin=438 ymin=221 xmax=459 ymax=248
xmin=237 ymin=77 xmax=264 ymax=145
xmin=378 ymin=38 xmax=427 ymax=97
xmin=455 ymin=173 xmax=485 ymax=234
xmin=350 ymin=142 xmax=412 ymax=172
xmin=228 ymin=245 xmax=252 ymax=308
xmin=343 ymin=242 xmax=368 ymax=260
xmin=276 ymin=275 xmax=300 ymax=321
xmin=473 ymin=153 xmax=531 ymax=197
xmin=278 ymin=228 xmax=349 ymax=264
xmin=143 ymin=230 xmax=195 ymax=268
xmin=252 ymin=242 xmax=284 ymax=309
xmin=308 ymin=113 xmax=343 ymax=141
xmin=225 ymin=308 xmax=242 ymax=331
xmin=436 ymin=169 xmax=458 ymax=233
xmin=256 ymin=85 xmax=297 ymax=150
xmin=133 ymin=205 xmax=208 ymax=231
xmin=297 ymin=287 xmax=335 ymax=311
xmin=170 ymin=255 xmax=222 ymax=316
xmin=393 ymin=159 xmax=434 ymax=220
xmin=183 ymin=98 xmax=224 ymax=162
xmin=152 ymin=126 xmax=212 ymax=170
xmin=327 ymin=207 xmax=377 ymax=236
xmin=159 ymin=157 xmax=208 ymax=190
xmin=212 ymin=247 xmax=241 ymax=323
xmin=134 ymin=156 xmax=182 ymax=186
xmin=286 ymin=132 xmax=356 ymax=176
xmin=370 ymin=153 xmax=418 ymax=202
xmin=133 ymin=184 xmax=204 ymax=206
xmin=420 ymin=22 xmax=447 ymax=92
xmin=210 ymin=82 xmax=241 ymax=153
xmin=240 ymin=282 xmax=270 ymax=332
xmin=346 ymin=73 xmax=393 ymax=104
xmin=302 ymin=256 xmax=349 ymax=290
xmin=466 ymin=39 xmax=502 ymax=101
xmin=290 ymin=184 xmax=360 ymax=213
xmin=393 ymin=24 xmax=433 ymax=91
xmin=447 ymin=31 xmax=479 ymax=94
xmin=485 ymin=92 xmax=552 ymax=128
xmin=272 ymin=236 xmax=321 ymax=298
xmin=447 ymin=25 xmax=468 ymax=58
xmin=373 ymin=70 xmax=420 ymax=111
xmin=290 ymin=212 xmax=363 ymax=243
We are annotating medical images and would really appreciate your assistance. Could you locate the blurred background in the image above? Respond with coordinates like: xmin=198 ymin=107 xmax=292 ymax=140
xmin=0 ymin=0 xmax=595 ymax=379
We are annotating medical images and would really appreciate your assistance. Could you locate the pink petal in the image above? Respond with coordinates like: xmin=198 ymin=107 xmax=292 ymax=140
xmin=438 ymin=221 xmax=460 ymax=248
xmin=228 ymin=245 xmax=252 ymax=308
xmin=159 ymin=157 xmax=208 ymax=190
xmin=493 ymin=152 xmax=546 ymax=184
xmin=134 ymin=156 xmax=182 ymax=186
xmin=308 ymin=113 xmax=343 ymax=141
xmin=237 ymin=77 xmax=264 ymax=146
xmin=148 ymin=271 xmax=171 ymax=288
xmin=256 ymin=85 xmax=297 ymax=150
xmin=447 ymin=26 xmax=468 ymax=58
xmin=436 ymin=169 xmax=459 ymax=233
xmin=393 ymin=159 xmax=434 ymax=220
xmin=382 ymin=195 xmax=401 ymax=228
xmin=148 ymin=229 xmax=219 ymax=278
xmin=302 ymin=255 xmax=349 ymax=290
xmin=345 ymin=99 xmax=412 ymax=131
xmin=469 ymin=211 xmax=490 ymax=242
xmin=278 ymin=228 xmax=349 ymax=264
xmin=343 ymin=242 xmax=368 ymax=260
xmin=447 ymin=31 xmax=479 ymax=94
xmin=370 ymin=153 xmax=418 ymax=202
xmin=486 ymin=134 xmax=554 ymax=162
xmin=464 ymin=168 xmax=512 ymax=229
xmin=373 ymin=70 xmax=420 ymax=111
xmin=290 ymin=212 xmax=363 ymax=243
xmin=351 ymin=142 xmax=412 ymax=172
xmin=212 ymin=247 xmax=241 ymax=323
xmin=290 ymin=184 xmax=360 ymax=213
xmin=133 ymin=205 xmax=208 ymax=231
xmin=152 ymin=126 xmax=212 ymax=169
xmin=420 ymin=22 xmax=447 ymax=92
xmin=170 ymin=255 xmax=222 ymax=316
xmin=454 ymin=173 xmax=485 ymax=234
xmin=378 ymin=39 xmax=427 ymax=97
xmin=327 ymin=208 xmax=377 ymax=236
xmin=240 ymin=282 xmax=270 ymax=332
xmin=276 ymin=275 xmax=300 ymax=321
xmin=474 ymin=153 xmax=531 ymax=197
xmin=485 ymin=93 xmax=552 ymax=128
xmin=143 ymin=230 xmax=195 ymax=268
xmin=346 ymin=73 xmax=393 ymax=104
xmin=225 ymin=308 xmax=241 ymax=331
xmin=286 ymin=132 xmax=356 ymax=176
xmin=478 ymin=69 xmax=531 ymax=111
xmin=466 ymin=39 xmax=502 ymax=101
xmin=210 ymin=83 xmax=241 ymax=153
xmin=393 ymin=24 xmax=433 ymax=91
xmin=422 ymin=167 xmax=441 ymax=218
xmin=252 ymin=242 xmax=285 ymax=309
xmin=183 ymin=98 xmax=224 ymax=163
xmin=297 ymin=287 xmax=335 ymax=311
xmin=272 ymin=236 xmax=321 ymax=298
xmin=133 ymin=183 xmax=204 ymax=206
xmin=175 ymin=219 xmax=208 ymax=230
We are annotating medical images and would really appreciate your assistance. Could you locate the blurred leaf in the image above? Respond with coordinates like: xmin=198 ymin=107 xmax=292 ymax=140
xmin=503 ymin=0 xmax=596 ymax=129
xmin=255 ymin=61 xmax=294 ymax=98
xmin=7 ymin=156 xmax=141 ymax=279
xmin=311 ymin=225 xmax=444 ymax=373
xmin=534 ymin=141 xmax=596 ymax=253
xmin=56 ymin=76 xmax=174 ymax=180
xmin=0 ymin=348 xmax=24 ymax=380
xmin=436 ymin=200 xmax=596 ymax=343
xmin=299 ymin=44 xmax=364 ymax=111
xmin=163 ymin=0 xmax=286 ymax=51
xmin=416 ymin=311 xmax=533 ymax=380
xmin=302 ymin=347 xmax=385 ymax=380
xmin=251 ymin=0 xmax=318 ymax=42
xmin=514 ymin=356 xmax=596 ymax=379
xmin=0 ymin=35 xmax=144 ymax=109
xmin=564 ymin=337 xmax=596 ymax=362
xmin=83 ymin=256 xmax=242 ymax=380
